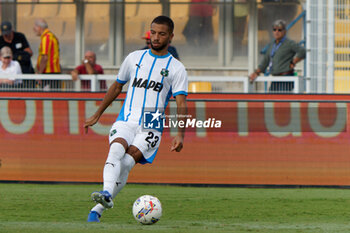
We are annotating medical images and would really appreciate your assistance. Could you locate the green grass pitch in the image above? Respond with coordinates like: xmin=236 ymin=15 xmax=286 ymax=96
xmin=1 ymin=183 xmax=350 ymax=233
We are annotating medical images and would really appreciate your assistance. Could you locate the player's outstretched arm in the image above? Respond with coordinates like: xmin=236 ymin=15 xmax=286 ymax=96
xmin=84 ymin=81 xmax=123 ymax=133
xmin=171 ymin=94 xmax=187 ymax=152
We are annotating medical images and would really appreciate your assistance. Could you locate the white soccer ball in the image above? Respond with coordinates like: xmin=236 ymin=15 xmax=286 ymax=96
xmin=132 ymin=195 xmax=162 ymax=225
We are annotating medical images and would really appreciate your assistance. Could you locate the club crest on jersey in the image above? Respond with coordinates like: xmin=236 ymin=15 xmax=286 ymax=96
xmin=160 ymin=68 xmax=169 ymax=77
xmin=110 ymin=129 xmax=117 ymax=137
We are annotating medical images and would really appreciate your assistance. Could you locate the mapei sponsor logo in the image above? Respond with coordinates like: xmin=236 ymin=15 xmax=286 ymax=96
xmin=132 ymin=78 xmax=163 ymax=92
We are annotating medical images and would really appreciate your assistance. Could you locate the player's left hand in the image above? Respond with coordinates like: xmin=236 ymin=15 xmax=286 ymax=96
xmin=84 ymin=114 xmax=100 ymax=134
xmin=170 ymin=135 xmax=184 ymax=152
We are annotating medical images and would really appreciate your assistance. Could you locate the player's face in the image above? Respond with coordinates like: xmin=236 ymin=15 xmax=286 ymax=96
xmin=150 ymin=23 xmax=174 ymax=53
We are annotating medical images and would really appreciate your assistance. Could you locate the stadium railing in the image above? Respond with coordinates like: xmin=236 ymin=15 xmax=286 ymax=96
xmin=251 ymin=76 xmax=304 ymax=93
xmin=0 ymin=74 xmax=116 ymax=92
xmin=0 ymin=74 xmax=303 ymax=93
xmin=188 ymin=76 xmax=249 ymax=93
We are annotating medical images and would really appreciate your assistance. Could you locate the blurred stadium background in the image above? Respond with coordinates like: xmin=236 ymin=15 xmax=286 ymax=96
xmin=0 ymin=0 xmax=349 ymax=93
xmin=1 ymin=0 xmax=350 ymax=188
xmin=0 ymin=0 xmax=348 ymax=93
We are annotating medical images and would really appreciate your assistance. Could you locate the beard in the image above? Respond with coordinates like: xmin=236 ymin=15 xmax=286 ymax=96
xmin=150 ymin=41 xmax=168 ymax=51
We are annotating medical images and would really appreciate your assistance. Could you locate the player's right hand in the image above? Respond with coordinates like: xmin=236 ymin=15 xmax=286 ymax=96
xmin=170 ymin=135 xmax=184 ymax=152
xmin=83 ymin=114 xmax=100 ymax=134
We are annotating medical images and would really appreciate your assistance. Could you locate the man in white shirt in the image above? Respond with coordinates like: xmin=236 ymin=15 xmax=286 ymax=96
xmin=0 ymin=46 xmax=22 ymax=86
xmin=84 ymin=15 xmax=188 ymax=222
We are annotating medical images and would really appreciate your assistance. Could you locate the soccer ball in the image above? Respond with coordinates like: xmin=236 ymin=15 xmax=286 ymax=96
xmin=132 ymin=195 xmax=162 ymax=225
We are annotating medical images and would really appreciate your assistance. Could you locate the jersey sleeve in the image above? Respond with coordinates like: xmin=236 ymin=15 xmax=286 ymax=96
xmin=172 ymin=66 xmax=188 ymax=97
xmin=116 ymin=53 xmax=132 ymax=84
xmin=41 ymin=34 xmax=51 ymax=55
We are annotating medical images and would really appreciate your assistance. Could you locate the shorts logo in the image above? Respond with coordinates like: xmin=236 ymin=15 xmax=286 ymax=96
xmin=160 ymin=68 xmax=169 ymax=77
xmin=110 ymin=129 xmax=117 ymax=137
xmin=143 ymin=110 xmax=163 ymax=131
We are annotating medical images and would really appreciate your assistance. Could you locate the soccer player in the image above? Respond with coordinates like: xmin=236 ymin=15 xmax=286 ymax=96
xmin=84 ymin=15 xmax=188 ymax=222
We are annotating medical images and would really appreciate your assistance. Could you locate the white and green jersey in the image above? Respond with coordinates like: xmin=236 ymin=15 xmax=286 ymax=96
xmin=116 ymin=49 xmax=188 ymax=125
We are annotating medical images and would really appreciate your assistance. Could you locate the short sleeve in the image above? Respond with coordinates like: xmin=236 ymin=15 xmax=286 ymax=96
xmin=19 ymin=33 xmax=30 ymax=50
xmin=116 ymin=53 xmax=132 ymax=84
xmin=75 ymin=65 xmax=84 ymax=74
xmin=95 ymin=64 xmax=104 ymax=74
xmin=41 ymin=34 xmax=50 ymax=55
xmin=15 ymin=61 xmax=22 ymax=74
xmin=172 ymin=66 xmax=188 ymax=97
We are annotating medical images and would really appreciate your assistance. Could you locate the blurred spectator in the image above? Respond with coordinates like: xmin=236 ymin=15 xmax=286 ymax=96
xmin=33 ymin=18 xmax=61 ymax=90
xmin=0 ymin=21 xmax=34 ymax=74
xmin=141 ymin=30 xmax=180 ymax=60
xmin=182 ymin=0 xmax=215 ymax=47
xmin=71 ymin=50 xmax=106 ymax=91
xmin=249 ymin=19 xmax=306 ymax=92
xmin=0 ymin=46 xmax=22 ymax=88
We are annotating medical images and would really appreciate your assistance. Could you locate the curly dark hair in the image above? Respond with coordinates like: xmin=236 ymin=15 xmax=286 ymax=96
xmin=151 ymin=15 xmax=174 ymax=34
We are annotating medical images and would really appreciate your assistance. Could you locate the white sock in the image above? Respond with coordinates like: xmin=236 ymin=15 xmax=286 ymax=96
xmin=91 ymin=203 xmax=105 ymax=216
xmin=103 ymin=143 xmax=126 ymax=195
xmin=111 ymin=153 xmax=135 ymax=199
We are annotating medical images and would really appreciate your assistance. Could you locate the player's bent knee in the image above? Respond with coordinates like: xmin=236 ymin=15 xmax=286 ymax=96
xmin=126 ymin=146 xmax=143 ymax=163
xmin=110 ymin=137 xmax=128 ymax=151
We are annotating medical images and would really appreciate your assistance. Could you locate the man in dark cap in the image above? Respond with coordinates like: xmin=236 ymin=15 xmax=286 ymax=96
xmin=0 ymin=21 xmax=34 ymax=75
